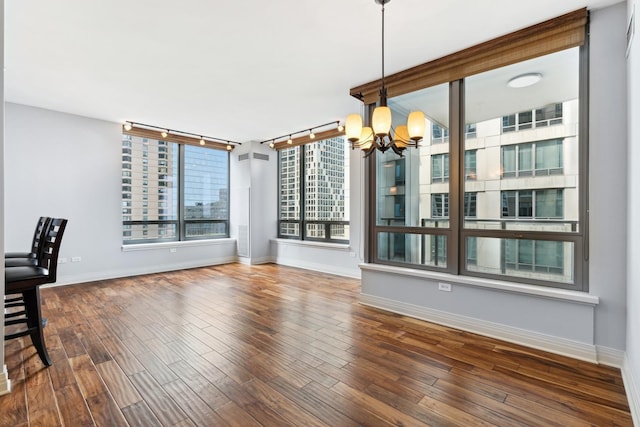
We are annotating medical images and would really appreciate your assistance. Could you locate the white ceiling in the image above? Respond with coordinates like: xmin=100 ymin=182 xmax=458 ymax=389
xmin=5 ymin=0 xmax=621 ymax=143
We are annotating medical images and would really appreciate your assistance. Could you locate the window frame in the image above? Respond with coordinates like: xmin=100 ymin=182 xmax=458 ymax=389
xmin=363 ymin=36 xmax=589 ymax=291
xmin=277 ymin=139 xmax=350 ymax=244
xmin=121 ymin=137 xmax=230 ymax=244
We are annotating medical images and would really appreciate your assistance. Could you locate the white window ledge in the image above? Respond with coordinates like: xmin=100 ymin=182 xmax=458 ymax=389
xmin=272 ymin=238 xmax=350 ymax=251
xmin=359 ymin=263 xmax=599 ymax=305
xmin=122 ymin=238 xmax=236 ymax=252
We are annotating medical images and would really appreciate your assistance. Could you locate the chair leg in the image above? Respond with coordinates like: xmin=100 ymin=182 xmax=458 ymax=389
xmin=22 ymin=287 xmax=52 ymax=367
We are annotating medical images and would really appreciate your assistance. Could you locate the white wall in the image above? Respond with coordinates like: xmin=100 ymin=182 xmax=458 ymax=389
xmin=231 ymin=141 xmax=278 ymax=265
xmin=4 ymin=103 xmax=237 ymax=285
xmin=0 ymin=0 xmax=10 ymax=396
xmin=625 ymin=0 xmax=640 ymax=423
xmin=360 ymin=3 xmax=629 ymax=364
xmin=589 ymin=2 xmax=629 ymax=352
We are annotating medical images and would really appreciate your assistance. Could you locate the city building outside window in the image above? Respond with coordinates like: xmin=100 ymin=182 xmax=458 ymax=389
xmin=121 ymin=135 xmax=229 ymax=244
xmin=278 ymin=137 xmax=350 ymax=243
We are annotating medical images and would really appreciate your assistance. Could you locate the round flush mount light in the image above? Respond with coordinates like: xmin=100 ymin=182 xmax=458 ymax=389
xmin=507 ymin=73 xmax=542 ymax=88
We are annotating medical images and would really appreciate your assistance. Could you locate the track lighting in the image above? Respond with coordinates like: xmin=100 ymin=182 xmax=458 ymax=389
xmin=122 ymin=121 xmax=242 ymax=151
xmin=260 ymin=120 xmax=344 ymax=149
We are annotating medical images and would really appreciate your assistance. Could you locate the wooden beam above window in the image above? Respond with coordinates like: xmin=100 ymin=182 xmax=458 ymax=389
xmin=123 ymin=126 xmax=233 ymax=151
xmin=350 ymin=8 xmax=588 ymax=104
xmin=272 ymin=128 xmax=345 ymax=150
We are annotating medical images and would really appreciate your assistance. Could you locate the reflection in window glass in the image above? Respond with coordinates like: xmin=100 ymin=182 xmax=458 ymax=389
xmin=379 ymin=83 xmax=450 ymax=229
xmin=464 ymin=47 xmax=579 ymax=235
xmin=466 ymin=237 xmax=572 ymax=283
xmin=378 ymin=232 xmax=447 ymax=268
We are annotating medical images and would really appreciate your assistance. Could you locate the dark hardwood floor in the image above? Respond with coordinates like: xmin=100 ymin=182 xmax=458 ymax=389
xmin=1 ymin=263 xmax=633 ymax=426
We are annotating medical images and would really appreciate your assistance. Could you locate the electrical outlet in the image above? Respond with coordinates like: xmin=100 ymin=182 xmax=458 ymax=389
xmin=58 ymin=257 xmax=68 ymax=264
xmin=71 ymin=256 xmax=82 ymax=262
xmin=438 ymin=282 xmax=452 ymax=292
xmin=170 ymin=248 xmax=177 ymax=253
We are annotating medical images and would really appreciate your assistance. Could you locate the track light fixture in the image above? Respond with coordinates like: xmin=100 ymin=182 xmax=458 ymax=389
xmin=122 ymin=121 xmax=242 ymax=151
xmin=345 ymin=0 xmax=426 ymax=157
xmin=260 ymin=121 xmax=344 ymax=149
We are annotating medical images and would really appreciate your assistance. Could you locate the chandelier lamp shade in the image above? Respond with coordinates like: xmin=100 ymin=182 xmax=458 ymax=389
xmin=345 ymin=0 xmax=426 ymax=156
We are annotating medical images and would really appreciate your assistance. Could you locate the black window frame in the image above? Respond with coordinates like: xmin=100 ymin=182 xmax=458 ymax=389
xmin=121 ymin=135 xmax=230 ymax=244
xmin=277 ymin=139 xmax=350 ymax=244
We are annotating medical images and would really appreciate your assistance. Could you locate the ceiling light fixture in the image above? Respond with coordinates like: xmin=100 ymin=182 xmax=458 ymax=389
xmin=122 ymin=121 xmax=242 ymax=150
xmin=260 ymin=121 xmax=344 ymax=148
xmin=507 ymin=72 xmax=543 ymax=88
xmin=345 ymin=0 xmax=425 ymax=157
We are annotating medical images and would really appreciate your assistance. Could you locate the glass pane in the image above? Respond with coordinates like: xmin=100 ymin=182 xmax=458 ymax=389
xmin=184 ymin=145 xmax=229 ymax=221
xmin=464 ymin=47 xmax=580 ymax=233
xmin=123 ymin=223 xmax=177 ymax=242
xmin=466 ymin=237 xmax=574 ymax=284
xmin=330 ymin=223 xmax=349 ymax=241
xmin=305 ymin=223 xmax=325 ymax=239
xmin=378 ymin=232 xmax=447 ymax=268
xmin=279 ymin=146 xmax=301 ymax=221
xmin=378 ymin=83 xmax=449 ymax=228
xmin=185 ymin=222 xmax=227 ymax=239
xmin=122 ymin=136 xmax=178 ymax=243
xmin=304 ymin=137 xmax=350 ymax=223
xmin=279 ymin=222 xmax=300 ymax=238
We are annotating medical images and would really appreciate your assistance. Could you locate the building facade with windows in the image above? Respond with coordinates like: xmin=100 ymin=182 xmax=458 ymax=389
xmin=278 ymin=137 xmax=350 ymax=243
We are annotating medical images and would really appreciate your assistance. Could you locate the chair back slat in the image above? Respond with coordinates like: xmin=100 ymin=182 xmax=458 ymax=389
xmin=37 ymin=218 xmax=68 ymax=283
xmin=31 ymin=216 xmax=51 ymax=255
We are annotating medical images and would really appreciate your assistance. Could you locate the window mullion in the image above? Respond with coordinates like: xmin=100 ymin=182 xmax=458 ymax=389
xmin=178 ymin=143 xmax=185 ymax=240
xmin=450 ymin=79 xmax=462 ymax=274
xmin=300 ymin=144 xmax=306 ymax=240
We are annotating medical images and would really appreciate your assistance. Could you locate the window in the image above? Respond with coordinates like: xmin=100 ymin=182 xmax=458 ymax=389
xmin=502 ymin=140 xmax=563 ymax=178
xmin=372 ymin=46 xmax=585 ymax=290
xmin=432 ymin=123 xmax=449 ymax=144
xmin=121 ymin=135 xmax=229 ymax=244
xmin=278 ymin=137 xmax=349 ymax=243
xmin=465 ymin=150 xmax=477 ymax=180
xmin=431 ymin=154 xmax=449 ymax=183
xmin=502 ymin=104 xmax=563 ymax=133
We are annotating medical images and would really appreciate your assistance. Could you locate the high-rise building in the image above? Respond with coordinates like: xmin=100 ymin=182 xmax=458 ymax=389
xmin=279 ymin=137 xmax=350 ymax=241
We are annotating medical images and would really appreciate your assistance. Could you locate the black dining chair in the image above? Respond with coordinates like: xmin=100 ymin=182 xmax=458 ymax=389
xmin=5 ymin=216 xmax=52 ymax=267
xmin=4 ymin=218 xmax=68 ymax=367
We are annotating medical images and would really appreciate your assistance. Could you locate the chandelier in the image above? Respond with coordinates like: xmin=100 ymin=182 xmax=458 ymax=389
xmin=345 ymin=0 xmax=426 ymax=157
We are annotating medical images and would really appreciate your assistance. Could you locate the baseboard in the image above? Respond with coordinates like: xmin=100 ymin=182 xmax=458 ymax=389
xmin=45 ymin=256 xmax=239 ymax=287
xmin=622 ymin=353 xmax=640 ymax=426
xmin=360 ymin=293 xmax=599 ymax=363
xmin=237 ymin=256 xmax=275 ymax=265
xmin=0 ymin=365 xmax=11 ymax=396
xmin=596 ymin=345 xmax=626 ymax=368
xmin=274 ymin=257 xmax=361 ymax=279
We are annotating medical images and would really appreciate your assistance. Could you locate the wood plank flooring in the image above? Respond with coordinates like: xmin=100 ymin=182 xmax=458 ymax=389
xmin=1 ymin=263 xmax=633 ymax=426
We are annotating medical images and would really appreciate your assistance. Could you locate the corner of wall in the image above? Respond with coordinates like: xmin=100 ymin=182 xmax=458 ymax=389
xmin=622 ymin=353 xmax=640 ymax=426
xmin=0 ymin=365 xmax=11 ymax=396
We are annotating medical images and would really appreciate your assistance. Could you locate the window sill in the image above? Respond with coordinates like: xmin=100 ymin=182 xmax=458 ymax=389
xmin=272 ymin=238 xmax=350 ymax=251
xmin=359 ymin=263 xmax=599 ymax=305
xmin=121 ymin=238 xmax=236 ymax=252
